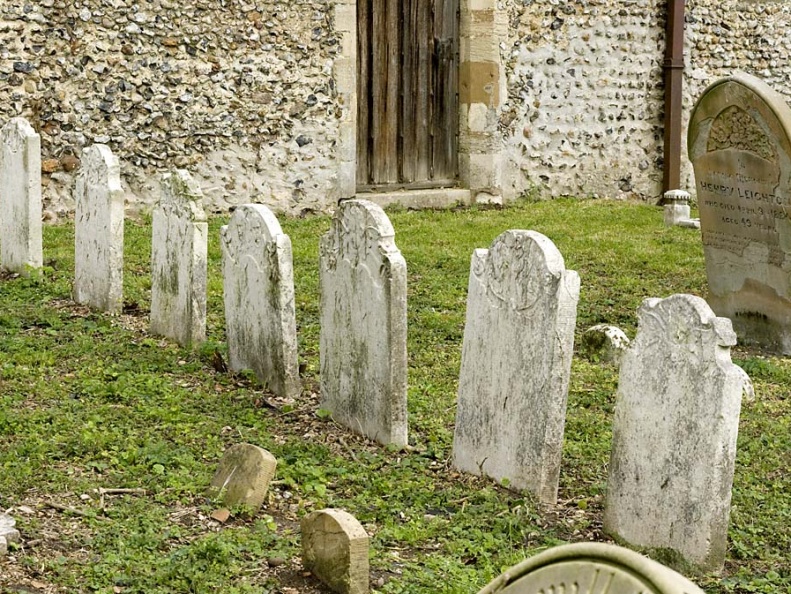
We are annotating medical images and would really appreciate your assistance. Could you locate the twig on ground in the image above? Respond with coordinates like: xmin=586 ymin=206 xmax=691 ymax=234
xmin=337 ymin=436 xmax=360 ymax=463
xmin=45 ymin=502 xmax=102 ymax=520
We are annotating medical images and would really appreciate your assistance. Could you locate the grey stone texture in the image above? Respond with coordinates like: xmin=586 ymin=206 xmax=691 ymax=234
xmin=73 ymin=144 xmax=124 ymax=313
xmin=0 ymin=117 xmax=42 ymax=274
xmin=477 ymin=542 xmax=704 ymax=594
xmin=579 ymin=324 xmax=630 ymax=366
xmin=604 ymin=294 xmax=746 ymax=572
xmin=690 ymin=73 xmax=791 ymax=354
xmin=150 ymin=170 xmax=208 ymax=347
xmin=221 ymin=204 xmax=299 ymax=398
xmin=0 ymin=513 xmax=20 ymax=558
xmin=319 ymin=199 xmax=408 ymax=447
xmin=207 ymin=443 xmax=277 ymax=512
xmin=301 ymin=509 xmax=369 ymax=594
xmin=452 ymin=230 xmax=580 ymax=504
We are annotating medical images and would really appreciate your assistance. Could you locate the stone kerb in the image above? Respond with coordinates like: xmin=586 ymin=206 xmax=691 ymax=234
xmin=73 ymin=144 xmax=125 ymax=314
xmin=477 ymin=542 xmax=705 ymax=594
xmin=150 ymin=170 xmax=208 ymax=347
xmin=0 ymin=117 xmax=42 ymax=275
xmin=319 ymin=199 xmax=408 ymax=447
xmin=221 ymin=204 xmax=300 ymax=398
xmin=301 ymin=509 xmax=369 ymax=594
xmin=604 ymin=294 xmax=746 ymax=572
xmin=689 ymin=72 xmax=791 ymax=353
xmin=452 ymin=230 xmax=580 ymax=504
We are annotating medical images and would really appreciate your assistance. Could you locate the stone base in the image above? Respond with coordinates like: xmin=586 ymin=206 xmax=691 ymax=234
xmin=354 ymin=188 xmax=472 ymax=210
xmin=709 ymin=286 xmax=791 ymax=355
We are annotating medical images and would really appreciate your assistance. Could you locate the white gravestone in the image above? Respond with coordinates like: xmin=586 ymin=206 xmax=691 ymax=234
xmin=150 ymin=170 xmax=208 ymax=347
xmin=221 ymin=204 xmax=299 ymax=398
xmin=604 ymin=294 xmax=746 ymax=572
xmin=452 ymin=230 xmax=580 ymax=504
xmin=319 ymin=199 xmax=408 ymax=446
xmin=0 ymin=118 xmax=42 ymax=274
xmin=74 ymin=144 xmax=124 ymax=313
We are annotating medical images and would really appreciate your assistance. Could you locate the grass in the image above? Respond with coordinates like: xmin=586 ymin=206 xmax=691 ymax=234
xmin=0 ymin=198 xmax=789 ymax=593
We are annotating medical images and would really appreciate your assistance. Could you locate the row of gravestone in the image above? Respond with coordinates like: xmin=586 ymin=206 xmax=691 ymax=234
xmin=0 ymin=119 xmax=747 ymax=574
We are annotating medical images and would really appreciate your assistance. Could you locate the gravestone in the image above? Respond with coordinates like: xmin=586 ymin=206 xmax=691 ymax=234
xmin=604 ymin=294 xmax=746 ymax=572
xmin=301 ymin=509 xmax=369 ymax=594
xmin=579 ymin=324 xmax=630 ymax=366
xmin=207 ymin=443 xmax=277 ymax=512
xmin=690 ymin=72 xmax=791 ymax=353
xmin=0 ymin=118 xmax=42 ymax=275
xmin=74 ymin=144 xmax=125 ymax=313
xmin=476 ymin=542 xmax=704 ymax=594
xmin=319 ymin=199 xmax=407 ymax=446
xmin=0 ymin=513 xmax=20 ymax=558
xmin=221 ymin=205 xmax=299 ymax=398
xmin=150 ymin=170 xmax=208 ymax=347
xmin=452 ymin=230 xmax=579 ymax=504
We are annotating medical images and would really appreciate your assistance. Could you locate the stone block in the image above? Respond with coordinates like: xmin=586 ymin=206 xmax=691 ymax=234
xmin=301 ymin=509 xmax=369 ymax=594
xmin=150 ymin=170 xmax=208 ymax=347
xmin=73 ymin=144 xmax=124 ymax=313
xmin=579 ymin=324 xmax=630 ymax=365
xmin=319 ymin=200 xmax=408 ymax=446
xmin=452 ymin=230 xmax=579 ymax=504
xmin=221 ymin=204 xmax=299 ymax=398
xmin=207 ymin=443 xmax=277 ymax=512
xmin=0 ymin=117 xmax=42 ymax=274
xmin=604 ymin=294 xmax=746 ymax=572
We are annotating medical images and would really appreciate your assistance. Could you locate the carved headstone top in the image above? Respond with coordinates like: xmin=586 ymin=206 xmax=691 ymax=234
xmin=689 ymin=72 xmax=791 ymax=352
xmin=477 ymin=542 xmax=704 ymax=594
xmin=160 ymin=170 xmax=207 ymax=222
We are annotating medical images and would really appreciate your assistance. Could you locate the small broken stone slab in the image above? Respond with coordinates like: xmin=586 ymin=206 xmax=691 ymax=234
xmin=207 ymin=444 xmax=277 ymax=513
xmin=579 ymin=324 xmax=630 ymax=365
xmin=0 ymin=513 xmax=20 ymax=557
xmin=301 ymin=509 xmax=369 ymax=594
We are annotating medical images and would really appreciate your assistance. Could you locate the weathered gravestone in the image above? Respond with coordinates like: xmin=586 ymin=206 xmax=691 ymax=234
xmin=0 ymin=118 xmax=42 ymax=274
xmin=221 ymin=205 xmax=299 ymax=398
xmin=74 ymin=144 xmax=124 ymax=313
xmin=477 ymin=542 xmax=704 ymax=594
xmin=452 ymin=230 xmax=579 ymax=504
xmin=0 ymin=513 xmax=20 ymax=558
xmin=301 ymin=509 xmax=369 ymax=594
xmin=150 ymin=170 xmax=208 ymax=347
xmin=604 ymin=294 xmax=746 ymax=572
xmin=690 ymin=72 xmax=791 ymax=353
xmin=207 ymin=443 xmax=277 ymax=512
xmin=319 ymin=199 xmax=407 ymax=446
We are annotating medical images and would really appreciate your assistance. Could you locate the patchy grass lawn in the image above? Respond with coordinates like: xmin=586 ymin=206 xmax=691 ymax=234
xmin=0 ymin=198 xmax=789 ymax=594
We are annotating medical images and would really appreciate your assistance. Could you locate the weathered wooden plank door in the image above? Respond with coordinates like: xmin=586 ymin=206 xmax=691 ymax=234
xmin=357 ymin=0 xmax=459 ymax=191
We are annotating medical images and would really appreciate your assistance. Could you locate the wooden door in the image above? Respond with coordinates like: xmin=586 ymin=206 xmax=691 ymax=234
xmin=357 ymin=0 xmax=459 ymax=191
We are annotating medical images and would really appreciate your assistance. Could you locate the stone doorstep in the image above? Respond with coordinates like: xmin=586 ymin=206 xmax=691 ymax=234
xmin=355 ymin=188 xmax=472 ymax=210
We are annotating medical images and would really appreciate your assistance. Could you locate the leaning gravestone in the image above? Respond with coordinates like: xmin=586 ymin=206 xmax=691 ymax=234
xmin=477 ymin=542 xmax=704 ymax=594
xmin=690 ymin=72 xmax=791 ymax=353
xmin=221 ymin=205 xmax=299 ymax=398
xmin=150 ymin=170 xmax=208 ymax=347
xmin=452 ymin=230 xmax=579 ymax=504
xmin=0 ymin=118 xmax=42 ymax=275
xmin=74 ymin=144 xmax=124 ymax=313
xmin=301 ymin=509 xmax=369 ymax=594
xmin=604 ymin=294 xmax=746 ymax=572
xmin=319 ymin=199 xmax=408 ymax=446
xmin=207 ymin=443 xmax=277 ymax=512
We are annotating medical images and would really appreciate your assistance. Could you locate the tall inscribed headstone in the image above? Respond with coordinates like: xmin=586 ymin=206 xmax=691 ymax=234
xmin=74 ymin=144 xmax=124 ymax=313
xmin=690 ymin=72 xmax=791 ymax=353
xmin=604 ymin=294 xmax=746 ymax=572
xmin=452 ymin=230 xmax=579 ymax=504
xmin=319 ymin=199 xmax=408 ymax=446
xmin=150 ymin=170 xmax=208 ymax=347
xmin=0 ymin=117 xmax=42 ymax=274
xmin=221 ymin=204 xmax=300 ymax=398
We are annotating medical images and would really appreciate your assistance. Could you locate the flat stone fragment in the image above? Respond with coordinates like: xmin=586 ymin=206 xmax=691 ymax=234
xmin=0 ymin=117 xmax=42 ymax=274
xmin=73 ymin=144 xmax=124 ymax=314
xmin=301 ymin=509 xmax=369 ymax=594
xmin=452 ymin=230 xmax=579 ymax=504
xmin=477 ymin=542 xmax=704 ymax=594
xmin=319 ymin=199 xmax=408 ymax=446
xmin=0 ymin=513 xmax=20 ymax=557
xmin=604 ymin=294 xmax=746 ymax=572
xmin=690 ymin=72 xmax=791 ymax=353
xmin=150 ymin=170 xmax=208 ymax=347
xmin=579 ymin=324 xmax=630 ymax=365
xmin=207 ymin=444 xmax=277 ymax=512
xmin=221 ymin=204 xmax=300 ymax=398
